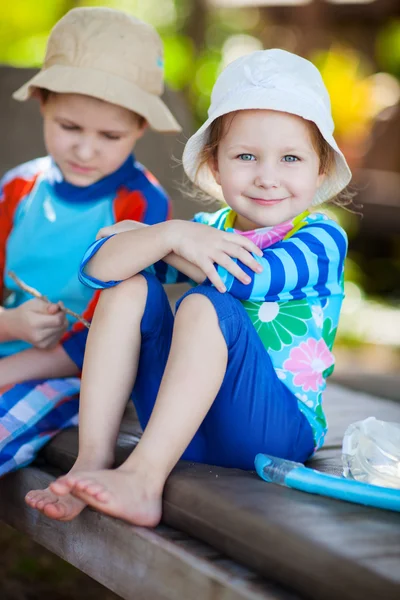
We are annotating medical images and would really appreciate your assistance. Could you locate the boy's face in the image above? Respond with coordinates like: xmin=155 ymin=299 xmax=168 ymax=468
xmin=40 ymin=93 xmax=146 ymax=186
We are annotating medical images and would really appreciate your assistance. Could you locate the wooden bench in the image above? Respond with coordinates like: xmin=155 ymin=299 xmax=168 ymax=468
xmin=1 ymin=383 xmax=399 ymax=600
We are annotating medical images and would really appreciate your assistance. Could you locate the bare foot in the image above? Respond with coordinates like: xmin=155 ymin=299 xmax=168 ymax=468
xmin=51 ymin=468 xmax=163 ymax=527
xmin=25 ymin=487 xmax=86 ymax=521
xmin=26 ymin=454 xmax=114 ymax=521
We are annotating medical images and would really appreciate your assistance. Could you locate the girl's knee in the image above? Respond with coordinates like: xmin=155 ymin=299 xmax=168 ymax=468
xmin=100 ymin=274 xmax=148 ymax=308
xmin=177 ymin=291 xmax=223 ymax=330
xmin=178 ymin=290 xmax=214 ymax=312
xmin=177 ymin=286 xmax=249 ymax=350
xmin=177 ymin=286 xmax=241 ymax=323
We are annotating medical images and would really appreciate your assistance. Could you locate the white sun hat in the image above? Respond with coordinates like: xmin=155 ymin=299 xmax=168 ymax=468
xmin=182 ymin=49 xmax=351 ymax=205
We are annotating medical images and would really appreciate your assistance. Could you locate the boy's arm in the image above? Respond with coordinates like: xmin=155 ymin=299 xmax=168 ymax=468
xmin=0 ymin=165 xmax=40 ymax=300
xmin=0 ymin=164 xmax=66 ymax=348
xmin=0 ymin=344 xmax=79 ymax=388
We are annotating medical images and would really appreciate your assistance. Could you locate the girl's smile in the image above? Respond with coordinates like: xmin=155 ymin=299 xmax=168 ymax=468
xmin=212 ymin=109 xmax=325 ymax=231
xmin=248 ymin=197 xmax=288 ymax=206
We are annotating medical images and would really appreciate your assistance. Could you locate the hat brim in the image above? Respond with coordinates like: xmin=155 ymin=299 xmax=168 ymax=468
xmin=13 ymin=65 xmax=181 ymax=133
xmin=182 ymin=90 xmax=351 ymax=206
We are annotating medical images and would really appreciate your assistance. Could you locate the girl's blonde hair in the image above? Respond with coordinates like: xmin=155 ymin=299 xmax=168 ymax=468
xmin=195 ymin=113 xmax=353 ymax=207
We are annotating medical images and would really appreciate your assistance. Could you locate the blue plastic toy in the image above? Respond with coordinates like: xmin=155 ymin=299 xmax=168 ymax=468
xmin=255 ymin=454 xmax=400 ymax=512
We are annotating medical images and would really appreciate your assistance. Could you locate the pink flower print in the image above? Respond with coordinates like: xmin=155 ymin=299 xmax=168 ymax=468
xmin=283 ymin=338 xmax=334 ymax=392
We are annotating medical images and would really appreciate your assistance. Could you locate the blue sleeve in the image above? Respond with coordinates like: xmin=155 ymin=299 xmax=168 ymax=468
xmin=218 ymin=221 xmax=347 ymax=302
xmin=79 ymin=235 xmax=123 ymax=289
xmin=79 ymin=234 xmax=189 ymax=290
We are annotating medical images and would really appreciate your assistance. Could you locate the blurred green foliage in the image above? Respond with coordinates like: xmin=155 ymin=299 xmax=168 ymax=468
xmin=376 ymin=18 xmax=400 ymax=79
xmin=1 ymin=0 xmax=399 ymax=128
xmin=1 ymin=0 xmax=399 ymax=312
xmin=0 ymin=522 xmax=119 ymax=599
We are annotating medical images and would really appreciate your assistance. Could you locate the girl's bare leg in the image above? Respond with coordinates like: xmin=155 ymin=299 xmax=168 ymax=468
xmin=25 ymin=275 xmax=149 ymax=520
xmin=51 ymin=293 xmax=227 ymax=527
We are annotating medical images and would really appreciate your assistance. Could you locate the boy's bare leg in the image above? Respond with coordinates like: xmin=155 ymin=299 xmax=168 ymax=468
xmin=53 ymin=293 xmax=227 ymax=527
xmin=25 ymin=276 xmax=148 ymax=520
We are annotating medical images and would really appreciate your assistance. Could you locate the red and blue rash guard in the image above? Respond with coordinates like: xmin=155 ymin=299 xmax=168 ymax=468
xmin=0 ymin=154 xmax=171 ymax=358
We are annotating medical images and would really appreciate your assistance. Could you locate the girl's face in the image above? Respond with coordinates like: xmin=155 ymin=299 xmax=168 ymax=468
xmin=212 ymin=109 xmax=326 ymax=230
xmin=40 ymin=93 xmax=146 ymax=186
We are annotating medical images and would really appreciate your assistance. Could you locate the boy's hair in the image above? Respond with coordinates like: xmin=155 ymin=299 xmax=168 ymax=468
xmin=196 ymin=113 xmax=354 ymax=208
xmin=36 ymin=88 xmax=147 ymax=128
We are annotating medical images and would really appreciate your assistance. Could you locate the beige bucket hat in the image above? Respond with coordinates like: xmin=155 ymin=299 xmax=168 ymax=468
xmin=13 ymin=7 xmax=181 ymax=133
xmin=183 ymin=49 xmax=351 ymax=205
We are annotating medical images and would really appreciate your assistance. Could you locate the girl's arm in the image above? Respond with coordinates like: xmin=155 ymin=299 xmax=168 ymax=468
xmin=0 ymin=344 xmax=79 ymax=388
xmin=217 ymin=220 xmax=348 ymax=302
xmin=84 ymin=220 xmax=263 ymax=293
xmin=96 ymin=219 xmax=206 ymax=283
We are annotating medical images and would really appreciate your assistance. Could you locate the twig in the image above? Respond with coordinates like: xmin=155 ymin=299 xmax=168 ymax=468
xmin=8 ymin=271 xmax=90 ymax=329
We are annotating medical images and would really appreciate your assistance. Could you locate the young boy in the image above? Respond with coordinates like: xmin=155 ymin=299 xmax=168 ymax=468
xmin=0 ymin=7 xmax=180 ymax=476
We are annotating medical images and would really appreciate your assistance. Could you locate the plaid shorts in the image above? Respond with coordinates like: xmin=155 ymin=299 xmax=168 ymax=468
xmin=0 ymin=378 xmax=80 ymax=477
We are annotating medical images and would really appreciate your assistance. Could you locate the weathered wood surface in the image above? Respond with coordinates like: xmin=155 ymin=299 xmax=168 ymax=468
xmin=161 ymin=385 xmax=400 ymax=600
xmin=0 ymin=467 xmax=293 ymax=600
xmin=332 ymin=370 xmax=400 ymax=403
xmin=17 ymin=383 xmax=400 ymax=600
xmin=1 ymin=384 xmax=399 ymax=600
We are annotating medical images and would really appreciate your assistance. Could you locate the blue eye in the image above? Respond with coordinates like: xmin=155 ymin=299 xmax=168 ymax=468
xmin=283 ymin=155 xmax=299 ymax=162
xmin=238 ymin=153 xmax=256 ymax=161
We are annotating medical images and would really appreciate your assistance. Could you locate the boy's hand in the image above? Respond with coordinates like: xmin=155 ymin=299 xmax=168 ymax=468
xmin=96 ymin=220 xmax=147 ymax=240
xmin=6 ymin=299 xmax=69 ymax=349
xmin=167 ymin=221 xmax=263 ymax=293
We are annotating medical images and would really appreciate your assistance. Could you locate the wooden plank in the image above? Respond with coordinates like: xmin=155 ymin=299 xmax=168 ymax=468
xmin=332 ymin=371 xmax=400 ymax=403
xmin=163 ymin=462 xmax=400 ymax=600
xmin=323 ymin=383 xmax=400 ymax=447
xmin=0 ymin=467 xmax=293 ymax=600
xmin=23 ymin=384 xmax=400 ymax=600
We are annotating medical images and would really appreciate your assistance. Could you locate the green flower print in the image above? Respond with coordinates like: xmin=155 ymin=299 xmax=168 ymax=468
xmin=322 ymin=317 xmax=337 ymax=350
xmin=315 ymin=400 xmax=327 ymax=431
xmin=242 ymin=299 xmax=312 ymax=352
xmin=322 ymin=318 xmax=337 ymax=378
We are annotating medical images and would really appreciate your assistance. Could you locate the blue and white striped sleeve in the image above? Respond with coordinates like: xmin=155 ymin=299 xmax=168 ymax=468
xmin=219 ymin=221 xmax=348 ymax=302
xmin=79 ymin=235 xmax=190 ymax=290
xmin=79 ymin=235 xmax=123 ymax=289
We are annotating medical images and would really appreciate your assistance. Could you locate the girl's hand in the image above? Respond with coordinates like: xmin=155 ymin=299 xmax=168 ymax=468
xmin=96 ymin=220 xmax=147 ymax=240
xmin=5 ymin=299 xmax=69 ymax=349
xmin=167 ymin=220 xmax=263 ymax=292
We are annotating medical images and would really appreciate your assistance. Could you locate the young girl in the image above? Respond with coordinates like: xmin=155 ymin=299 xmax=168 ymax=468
xmin=27 ymin=49 xmax=351 ymax=526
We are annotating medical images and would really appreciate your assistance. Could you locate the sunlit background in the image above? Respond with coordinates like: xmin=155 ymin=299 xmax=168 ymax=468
xmin=0 ymin=2 xmax=399 ymax=596
xmin=1 ymin=0 xmax=399 ymax=375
